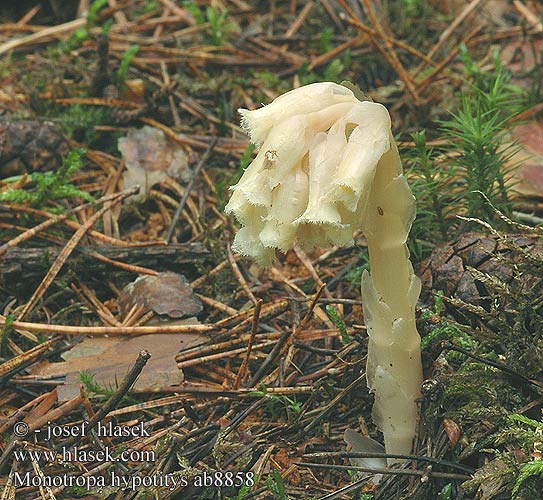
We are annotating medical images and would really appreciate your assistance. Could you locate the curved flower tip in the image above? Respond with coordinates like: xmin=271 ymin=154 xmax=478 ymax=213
xmin=238 ymin=82 xmax=356 ymax=146
xmin=231 ymin=226 xmax=275 ymax=267
xmin=227 ymin=81 xmax=397 ymax=266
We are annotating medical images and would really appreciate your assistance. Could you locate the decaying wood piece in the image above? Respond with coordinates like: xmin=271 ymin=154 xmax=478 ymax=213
xmin=0 ymin=242 xmax=208 ymax=287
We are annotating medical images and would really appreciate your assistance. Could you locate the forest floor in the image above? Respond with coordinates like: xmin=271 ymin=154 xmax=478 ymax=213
xmin=0 ymin=1 xmax=543 ymax=499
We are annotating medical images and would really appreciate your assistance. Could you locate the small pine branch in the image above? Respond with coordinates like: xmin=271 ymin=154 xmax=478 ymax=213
xmin=513 ymin=460 xmax=543 ymax=496
xmin=508 ymin=414 xmax=543 ymax=431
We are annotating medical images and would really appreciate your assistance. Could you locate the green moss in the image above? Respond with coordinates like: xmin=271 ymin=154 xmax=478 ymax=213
xmin=59 ymin=104 xmax=111 ymax=144
xmin=406 ymin=50 xmax=529 ymax=260
xmin=0 ymin=148 xmax=93 ymax=207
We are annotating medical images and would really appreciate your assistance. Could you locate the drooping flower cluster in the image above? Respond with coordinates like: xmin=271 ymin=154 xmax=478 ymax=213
xmin=225 ymin=82 xmax=395 ymax=265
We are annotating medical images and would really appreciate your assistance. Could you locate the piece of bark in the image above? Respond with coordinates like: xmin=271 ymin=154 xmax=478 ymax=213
xmin=0 ymin=242 xmax=208 ymax=292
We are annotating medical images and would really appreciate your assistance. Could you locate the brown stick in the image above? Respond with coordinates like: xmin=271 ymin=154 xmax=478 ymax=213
xmin=415 ymin=26 xmax=481 ymax=93
xmin=226 ymin=232 xmax=258 ymax=305
xmin=0 ymin=339 xmax=58 ymax=379
xmin=285 ymin=1 xmax=314 ymax=38
xmin=28 ymin=395 xmax=84 ymax=433
xmin=232 ymin=299 xmax=262 ymax=390
xmin=165 ymin=138 xmax=217 ymax=242
xmin=61 ymin=350 xmax=152 ymax=449
xmin=0 ymin=18 xmax=87 ymax=56
xmin=513 ymin=0 xmax=543 ymax=31
xmin=0 ymin=316 xmax=216 ymax=336
xmin=0 ymin=243 xmax=205 ymax=283
xmin=0 ymin=190 xmax=139 ymax=257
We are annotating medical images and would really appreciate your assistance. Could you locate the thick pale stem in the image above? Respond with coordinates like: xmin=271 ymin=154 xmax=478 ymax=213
xmin=361 ymin=135 xmax=422 ymax=464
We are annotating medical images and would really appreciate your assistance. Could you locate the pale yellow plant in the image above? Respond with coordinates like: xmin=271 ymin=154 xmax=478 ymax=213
xmin=226 ymin=82 xmax=422 ymax=462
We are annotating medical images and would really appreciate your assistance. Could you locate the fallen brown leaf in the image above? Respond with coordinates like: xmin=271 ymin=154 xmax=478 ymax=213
xmin=119 ymin=126 xmax=189 ymax=198
xmin=443 ymin=417 xmax=462 ymax=446
xmin=119 ymin=272 xmax=203 ymax=318
xmin=35 ymin=330 xmax=206 ymax=401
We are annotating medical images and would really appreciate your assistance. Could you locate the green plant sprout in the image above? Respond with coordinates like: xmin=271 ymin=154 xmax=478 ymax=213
xmin=507 ymin=413 xmax=543 ymax=497
xmin=206 ymin=6 xmax=229 ymax=46
xmin=343 ymin=250 xmax=370 ymax=291
xmin=87 ymin=0 xmax=108 ymax=26
xmin=319 ymin=28 xmax=334 ymax=54
xmin=59 ymin=105 xmax=111 ymax=144
xmin=60 ymin=0 xmax=109 ymax=52
xmin=408 ymin=131 xmax=450 ymax=241
xmin=437 ymin=483 xmax=453 ymax=500
xmin=0 ymin=314 xmax=14 ymax=356
xmin=78 ymin=371 xmax=114 ymax=397
xmin=251 ymin=386 xmax=302 ymax=421
xmin=439 ymin=48 xmax=524 ymax=223
xmin=265 ymin=469 xmax=290 ymax=500
xmin=513 ymin=461 xmax=543 ymax=497
xmin=183 ymin=1 xmax=233 ymax=46
xmin=297 ymin=50 xmax=352 ymax=85
xmin=225 ymin=481 xmax=255 ymax=500
xmin=117 ymin=44 xmax=139 ymax=89
xmin=326 ymin=305 xmax=350 ymax=344
xmin=183 ymin=0 xmax=205 ymax=24
xmin=419 ymin=291 xmax=478 ymax=362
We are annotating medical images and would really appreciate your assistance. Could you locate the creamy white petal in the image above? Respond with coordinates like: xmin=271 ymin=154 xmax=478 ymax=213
xmin=232 ymin=226 xmax=274 ymax=266
xmin=302 ymin=102 xmax=354 ymax=134
xmin=297 ymin=124 xmax=345 ymax=224
xmin=224 ymin=188 xmax=248 ymax=219
xmin=259 ymin=221 xmax=297 ymax=252
xmin=324 ymin=223 xmax=356 ymax=247
xmin=267 ymin=166 xmax=309 ymax=223
xmin=295 ymin=222 xmax=353 ymax=250
xmin=327 ymin=102 xmax=390 ymax=210
xmin=258 ymin=166 xmax=309 ymax=252
xmin=295 ymin=223 xmax=328 ymax=249
xmin=225 ymin=189 xmax=268 ymax=227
